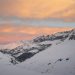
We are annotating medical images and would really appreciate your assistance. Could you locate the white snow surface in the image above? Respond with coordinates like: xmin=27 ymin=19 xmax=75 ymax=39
xmin=0 ymin=40 xmax=75 ymax=75
xmin=17 ymin=40 xmax=75 ymax=75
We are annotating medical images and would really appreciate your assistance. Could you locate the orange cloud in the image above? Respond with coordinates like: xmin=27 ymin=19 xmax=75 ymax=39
xmin=0 ymin=0 xmax=75 ymax=19
xmin=0 ymin=34 xmax=34 ymax=44
xmin=0 ymin=25 xmax=72 ymax=35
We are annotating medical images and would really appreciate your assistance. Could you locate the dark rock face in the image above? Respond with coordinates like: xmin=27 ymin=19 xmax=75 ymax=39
xmin=66 ymin=58 xmax=69 ymax=61
xmin=33 ymin=29 xmax=75 ymax=43
xmin=0 ymin=44 xmax=51 ymax=63
xmin=33 ymin=32 xmax=69 ymax=43
xmin=14 ymin=44 xmax=51 ymax=62
xmin=69 ymin=35 xmax=75 ymax=40
xmin=16 ymin=52 xmax=35 ymax=62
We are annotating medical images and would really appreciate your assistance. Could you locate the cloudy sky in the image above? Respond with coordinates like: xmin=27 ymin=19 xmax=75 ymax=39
xmin=0 ymin=0 xmax=75 ymax=44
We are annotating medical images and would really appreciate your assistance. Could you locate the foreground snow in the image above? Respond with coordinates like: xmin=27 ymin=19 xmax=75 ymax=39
xmin=17 ymin=40 xmax=75 ymax=75
xmin=0 ymin=40 xmax=75 ymax=75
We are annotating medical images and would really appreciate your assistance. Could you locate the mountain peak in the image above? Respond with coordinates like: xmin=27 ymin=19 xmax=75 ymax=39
xmin=33 ymin=29 xmax=75 ymax=43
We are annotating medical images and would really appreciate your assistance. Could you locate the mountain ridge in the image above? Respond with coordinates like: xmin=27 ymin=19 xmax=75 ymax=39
xmin=0 ymin=29 xmax=75 ymax=75
xmin=0 ymin=29 xmax=75 ymax=63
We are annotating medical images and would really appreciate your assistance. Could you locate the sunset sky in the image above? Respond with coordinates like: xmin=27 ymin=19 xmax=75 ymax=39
xmin=0 ymin=0 xmax=75 ymax=44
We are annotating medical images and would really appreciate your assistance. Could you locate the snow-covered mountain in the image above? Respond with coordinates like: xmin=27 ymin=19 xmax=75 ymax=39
xmin=0 ymin=29 xmax=75 ymax=75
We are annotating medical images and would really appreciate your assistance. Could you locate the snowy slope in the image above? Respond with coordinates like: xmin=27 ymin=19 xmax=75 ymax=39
xmin=0 ymin=29 xmax=75 ymax=75
xmin=18 ymin=40 xmax=75 ymax=75
xmin=0 ymin=40 xmax=75 ymax=75
xmin=0 ymin=52 xmax=11 ymax=65
xmin=0 ymin=52 xmax=44 ymax=75
xmin=0 ymin=65 xmax=42 ymax=75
